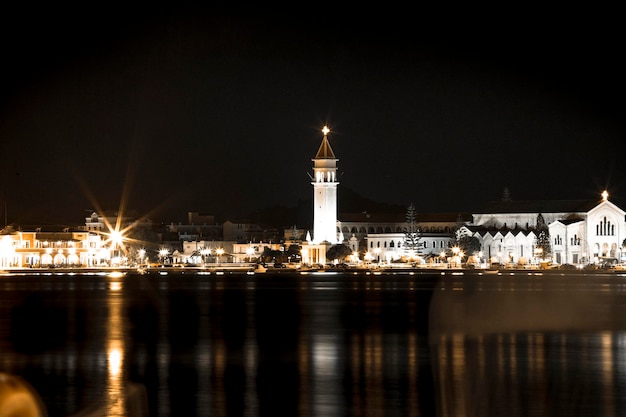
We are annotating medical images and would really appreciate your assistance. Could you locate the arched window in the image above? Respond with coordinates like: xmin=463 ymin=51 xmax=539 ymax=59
xmin=390 ymin=241 xmax=395 ymax=248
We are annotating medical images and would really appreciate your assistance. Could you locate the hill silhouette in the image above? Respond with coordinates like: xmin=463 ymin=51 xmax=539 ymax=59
xmin=244 ymin=185 xmax=407 ymax=229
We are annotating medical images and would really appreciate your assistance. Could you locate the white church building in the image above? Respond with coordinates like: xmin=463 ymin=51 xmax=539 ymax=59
xmin=463 ymin=190 xmax=625 ymax=266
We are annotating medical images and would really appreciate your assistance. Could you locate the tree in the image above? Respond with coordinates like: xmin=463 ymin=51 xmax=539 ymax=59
xmin=501 ymin=186 xmax=512 ymax=201
xmin=453 ymin=235 xmax=481 ymax=255
xmin=285 ymin=244 xmax=301 ymax=263
xmin=534 ymin=213 xmax=552 ymax=261
xmin=326 ymin=244 xmax=352 ymax=262
xmin=260 ymin=247 xmax=287 ymax=264
xmin=403 ymin=203 xmax=422 ymax=256
xmin=448 ymin=226 xmax=481 ymax=260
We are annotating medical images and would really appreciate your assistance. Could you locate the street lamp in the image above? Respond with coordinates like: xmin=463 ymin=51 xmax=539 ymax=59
xmin=452 ymin=246 xmax=460 ymax=267
xmin=109 ymin=230 xmax=124 ymax=265
xmin=246 ymin=246 xmax=255 ymax=263
xmin=301 ymin=248 xmax=309 ymax=266
xmin=352 ymin=251 xmax=359 ymax=265
xmin=200 ymin=248 xmax=210 ymax=267
xmin=374 ymin=247 xmax=381 ymax=265
xmin=159 ymin=248 xmax=169 ymax=266
xmin=216 ymin=248 xmax=224 ymax=264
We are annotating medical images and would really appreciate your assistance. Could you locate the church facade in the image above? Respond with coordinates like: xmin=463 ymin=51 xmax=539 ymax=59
xmin=464 ymin=191 xmax=625 ymax=266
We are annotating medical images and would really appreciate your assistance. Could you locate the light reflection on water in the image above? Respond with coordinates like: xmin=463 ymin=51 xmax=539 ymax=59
xmin=1 ymin=271 xmax=626 ymax=416
xmin=431 ymin=331 xmax=626 ymax=417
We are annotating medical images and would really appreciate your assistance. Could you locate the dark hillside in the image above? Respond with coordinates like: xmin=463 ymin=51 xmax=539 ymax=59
xmin=245 ymin=186 xmax=407 ymax=229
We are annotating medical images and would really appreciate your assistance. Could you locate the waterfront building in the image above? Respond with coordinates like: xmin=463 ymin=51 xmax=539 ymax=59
xmin=465 ymin=190 xmax=625 ymax=266
xmin=0 ymin=226 xmax=106 ymax=268
xmin=176 ymin=240 xmax=233 ymax=265
xmin=359 ymin=212 xmax=473 ymax=264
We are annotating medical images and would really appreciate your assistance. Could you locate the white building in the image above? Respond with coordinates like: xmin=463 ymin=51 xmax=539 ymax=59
xmin=465 ymin=191 xmax=625 ymax=266
xmin=311 ymin=125 xmax=339 ymax=244
xmin=341 ymin=212 xmax=470 ymax=263
xmin=301 ymin=126 xmax=340 ymax=266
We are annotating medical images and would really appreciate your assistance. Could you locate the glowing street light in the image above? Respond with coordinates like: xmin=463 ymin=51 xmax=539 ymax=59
xmin=246 ymin=246 xmax=255 ymax=263
xmin=200 ymin=248 xmax=210 ymax=267
xmin=216 ymin=248 xmax=224 ymax=264
xmin=159 ymin=248 xmax=169 ymax=265
xmin=351 ymin=251 xmax=359 ymax=264
xmin=451 ymin=246 xmax=460 ymax=267
xmin=138 ymin=249 xmax=146 ymax=266
xmin=364 ymin=252 xmax=374 ymax=264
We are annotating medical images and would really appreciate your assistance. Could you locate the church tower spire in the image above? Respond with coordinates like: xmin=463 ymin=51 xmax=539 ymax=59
xmin=311 ymin=126 xmax=339 ymax=244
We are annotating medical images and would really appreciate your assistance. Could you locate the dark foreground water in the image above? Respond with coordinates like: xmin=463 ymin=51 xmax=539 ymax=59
xmin=2 ymin=269 xmax=626 ymax=417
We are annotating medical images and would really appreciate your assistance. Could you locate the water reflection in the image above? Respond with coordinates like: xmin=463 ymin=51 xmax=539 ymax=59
xmin=337 ymin=279 xmax=435 ymax=417
xmin=430 ymin=331 xmax=626 ymax=417
xmin=255 ymin=277 xmax=301 ymax=417
xmin=2 ymin=272 xmax=626 ymax=416
xmin=106 ymin=280 xmax=126 ymax=416
xmin=429 ymin=273 xmax=626 ymax=417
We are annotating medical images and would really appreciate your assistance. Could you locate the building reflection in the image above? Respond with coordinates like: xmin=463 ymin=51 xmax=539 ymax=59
xmin=431 ymin=331 xmax=626 ymax=417
xmin=297 ymin=279 xmax=433 ymax=417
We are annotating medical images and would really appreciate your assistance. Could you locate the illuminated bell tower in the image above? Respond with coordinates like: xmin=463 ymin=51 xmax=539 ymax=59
xmin=311 ymin=126 xmax=339 ymax=244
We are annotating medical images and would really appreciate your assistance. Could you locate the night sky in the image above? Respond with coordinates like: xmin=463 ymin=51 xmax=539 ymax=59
xmin=1 ymin=8 xmax=625 ymax=226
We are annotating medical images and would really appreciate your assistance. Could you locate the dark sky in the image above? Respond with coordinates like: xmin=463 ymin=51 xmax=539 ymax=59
xmin=1 ymin=8 xmax=625 ymax=225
